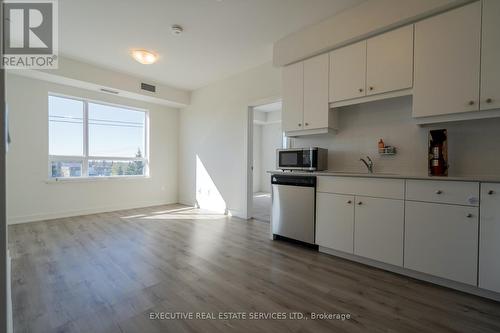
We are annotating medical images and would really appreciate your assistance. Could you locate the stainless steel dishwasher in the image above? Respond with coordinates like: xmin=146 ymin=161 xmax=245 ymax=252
xmin=271 ymin=174 xmax=316 ymax=244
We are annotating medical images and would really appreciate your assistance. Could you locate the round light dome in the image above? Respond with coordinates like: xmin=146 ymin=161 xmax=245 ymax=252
xmin=131 ymin=49 xmax=158 ymax=65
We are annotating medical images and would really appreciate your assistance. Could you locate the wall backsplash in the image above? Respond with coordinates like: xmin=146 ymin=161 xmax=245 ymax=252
xmin=292 ymin=96 xmax=500 ymax=176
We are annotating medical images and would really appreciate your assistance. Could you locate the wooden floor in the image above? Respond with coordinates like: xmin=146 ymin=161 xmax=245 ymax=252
xmin=8 ymin=205 xmax=500 ymax=333
xmin=252 ymin=192 xmax=271 ymax=222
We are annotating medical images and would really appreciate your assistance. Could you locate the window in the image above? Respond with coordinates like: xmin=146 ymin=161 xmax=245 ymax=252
xmin=49 ymin=95 xmax=148 ymax=179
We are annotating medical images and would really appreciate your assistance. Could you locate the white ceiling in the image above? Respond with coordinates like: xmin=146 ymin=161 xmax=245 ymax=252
xmin=59 ymin=0 xmax=366 ymax=91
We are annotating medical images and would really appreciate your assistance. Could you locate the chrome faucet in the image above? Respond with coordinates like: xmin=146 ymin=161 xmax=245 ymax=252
xmin=360 ymin=156 xmax=374 ymax=173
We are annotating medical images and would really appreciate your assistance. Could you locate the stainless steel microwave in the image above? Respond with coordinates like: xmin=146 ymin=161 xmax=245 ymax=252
xmin=276 ymin=148 xmax=328 ymax=171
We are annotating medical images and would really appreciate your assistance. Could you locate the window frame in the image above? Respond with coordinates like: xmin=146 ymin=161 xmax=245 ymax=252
xmin=48 ymin=93 xmax=150 ymax=180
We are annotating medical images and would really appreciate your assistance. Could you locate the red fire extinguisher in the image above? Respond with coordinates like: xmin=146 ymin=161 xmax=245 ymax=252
xmin=429 ymin=129 xmax=448 ymax=176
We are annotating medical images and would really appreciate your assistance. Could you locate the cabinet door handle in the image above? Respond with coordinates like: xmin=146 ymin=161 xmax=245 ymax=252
xmin=347 ymin=200 xmax=352 ymax=204
xmin=436 ymin=190 xmax=443 ymax=195
xmin=298 ymin=123 xmax=302 ymax=127
xmin=466 ymin=213 xmax=473 ymax=218
xmin=486 ymin=98 xmax=493 ymax=104
xmin=369 ymin=86 xmax=374 ymax=91
xmin=488 ymin=190 xmax=495 ymax=195
xmin=357 ymin=201 xmax=363 ymax=205
xmin=358 ymin=88 xmax=363 ymax=93
xmin=468 ymin=100 xmax=475 ymax=106
xmin=305 ymin=123 xmax=309 ymax=126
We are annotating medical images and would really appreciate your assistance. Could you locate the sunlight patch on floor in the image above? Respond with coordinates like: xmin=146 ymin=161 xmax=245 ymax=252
xmin=196 ymin=155 xmax=227 ymax=214
xmin=141 ymin=213 xmax=228 ymax=220
xmin=121 ymin=206 xmax=196 ymax=219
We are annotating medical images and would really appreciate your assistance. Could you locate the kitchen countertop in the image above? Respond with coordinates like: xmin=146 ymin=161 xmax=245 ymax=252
xmin=267 ymin=170 xmax=500 ymax=183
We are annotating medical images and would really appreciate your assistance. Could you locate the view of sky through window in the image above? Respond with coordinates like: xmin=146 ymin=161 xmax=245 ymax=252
xmin=48 ymin=95 xmax=147 ymax=178
xmin=89 ymin=102 xmax=145 ymax=157
xmin=49 ymin=96 xmax=146 ymax=158
xmin=48 ymin=96 xmax=84 ymax=156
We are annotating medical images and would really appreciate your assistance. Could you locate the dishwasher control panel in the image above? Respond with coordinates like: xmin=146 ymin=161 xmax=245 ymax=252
xmin=271 ymin=175 xmax=316 ymax=187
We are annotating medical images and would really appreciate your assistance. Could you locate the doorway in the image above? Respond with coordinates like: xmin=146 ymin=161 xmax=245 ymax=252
xmin=247 ymin=100 xmax=283 ymax=222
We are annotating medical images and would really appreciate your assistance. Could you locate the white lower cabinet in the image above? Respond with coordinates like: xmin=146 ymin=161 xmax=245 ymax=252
xmin=405 ymin=201 xmax=478 ymax=285
xmin=314 ymin=176 xmax=500 ymax=296
xmin=316 ymin=193 xmax=354 ymax=253
xmin=354 ymin=196 xmax=404 ymax=266
xmin=479 ymin=183 xmax=500 ymax=293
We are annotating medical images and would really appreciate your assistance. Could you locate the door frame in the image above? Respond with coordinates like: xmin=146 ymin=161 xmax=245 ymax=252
xmin=244 ymin=96 xmax=282 ymax=220
xmin=0 ymin=0 xmax=8 ymax=330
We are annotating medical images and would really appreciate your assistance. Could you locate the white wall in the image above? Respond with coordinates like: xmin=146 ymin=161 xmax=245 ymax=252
xmin=259 ymin=113 xmax=282 ymax=193
xmin=36 ymin=56 xmax=190 ymax=107
xmin=274 ymin=0 xmax=469 ymax=66
xmin=293 ymin=96 xmax=500 ymax=176
xmin=253 ymin=111 xmax=282 ymax=193
xmin=252 ymin=124 xmax=262 ymax=193
xmin=178 ymin=62 xmax=281 ymax=218
xmin=178 ymin=58 xmax=500 ymax=218
xmin=6 ymin=74 xmax=179 ymax=224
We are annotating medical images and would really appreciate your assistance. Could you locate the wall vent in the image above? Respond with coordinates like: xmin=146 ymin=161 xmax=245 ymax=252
xmin=141 ymin=82 xmax=156 ymax=93
xmin=100 ymin=88 xmax=119 ymax=94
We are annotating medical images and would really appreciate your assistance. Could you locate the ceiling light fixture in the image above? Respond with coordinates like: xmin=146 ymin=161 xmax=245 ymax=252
xmin=131 ymin=49 xmax=158 ymax=65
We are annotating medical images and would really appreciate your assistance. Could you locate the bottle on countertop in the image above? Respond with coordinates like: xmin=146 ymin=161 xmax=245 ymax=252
xmin=378 ymin=139 xmax=385 ymax=153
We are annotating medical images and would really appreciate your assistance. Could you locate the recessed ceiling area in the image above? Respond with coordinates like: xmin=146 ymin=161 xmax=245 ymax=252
xmin=59 ymin=0 xmax=366 ymax=91
xmin=254 ymin=101 xmax=282 ymax=113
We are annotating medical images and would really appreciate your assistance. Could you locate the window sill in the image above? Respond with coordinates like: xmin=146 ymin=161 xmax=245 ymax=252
xmin=45 ymin=176 xmax=151 ymax=184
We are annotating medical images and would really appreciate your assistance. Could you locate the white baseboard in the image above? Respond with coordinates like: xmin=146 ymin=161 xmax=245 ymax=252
xmin=7 ymin=200 xmax=178 ymax=225
xmin=177 ymin=199 xmax=247 ymax=220
xmin=7 ymin=251 xmax=12 ymax=333
xmin=178 ymin=199 xmax=196 ymax=207
xmin=228 ymin=208 xmax=247 ymax=219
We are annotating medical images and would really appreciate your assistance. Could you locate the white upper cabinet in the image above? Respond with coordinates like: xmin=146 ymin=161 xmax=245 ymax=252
xmin=479 ymin=183 xmax=500 ymax=293
xmin=366 ymin=25 xmax=414 ymax=96
xmin=329 ymin=26 xmax=414 ymax=104
xmin=480 ymin=0 xmax=500 ymax=111
xmin=284 ymin=1 xmax=500 ymax=128
xmin=282 ymin=54 xmax=335 ymax=136
xmin=303 ymin=53 xmax=329 ymax=130
xmin=329 ymin=41 xmax=366 ymax=102
xmin=282 ymin=61 xmax=304 ymax=132
xmin=413 ymin=2 xmax=481 ymax=118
